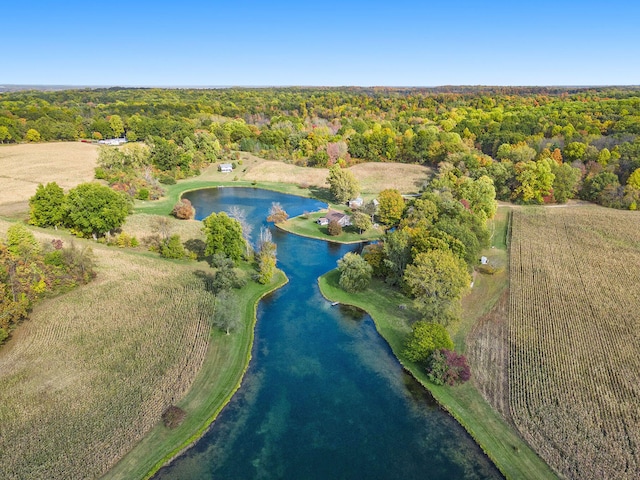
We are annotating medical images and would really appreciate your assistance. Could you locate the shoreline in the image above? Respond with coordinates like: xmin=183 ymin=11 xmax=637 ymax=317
xmin=317 ymin=270 xmax=556 ymax=480
xmin=103 ymin=270 xmax=289 ymax=480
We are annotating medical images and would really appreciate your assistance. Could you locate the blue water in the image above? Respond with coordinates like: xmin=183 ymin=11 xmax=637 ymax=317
xmin=155 ymin=187 xmax=502 ymax=480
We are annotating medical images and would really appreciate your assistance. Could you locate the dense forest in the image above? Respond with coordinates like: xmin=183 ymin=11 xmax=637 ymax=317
xmin=1 ymin=86 xmax=640 ymax=208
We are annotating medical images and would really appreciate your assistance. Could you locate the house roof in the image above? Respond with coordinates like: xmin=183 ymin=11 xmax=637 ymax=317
xmin=325 ymin=210 xmax=348 ymax=222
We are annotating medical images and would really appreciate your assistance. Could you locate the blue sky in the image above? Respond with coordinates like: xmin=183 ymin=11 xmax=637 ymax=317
xmin=2 ymin=0 xmax=639 ymax=86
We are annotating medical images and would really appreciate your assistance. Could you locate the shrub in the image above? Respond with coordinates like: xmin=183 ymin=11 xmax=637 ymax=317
xmin=426 ymin=349 xmax=471 ymax=386
xmin=172 ymin=198 xmax=195 ymax=220
xmin=161 ymin=405 xmax=186 ymax=429
xmin=111 ymin=232 xmax=139 ymax=248
xmin=94 ymin=167 xmax=108 ymax=180
xmin=0 ymin=328 xmax=8 ymax=345
xmin=327 ymin=219 xmax=342 ymax=236
xmin=136 ymin=188 xmax=150 ymax=200
xmin=158 ymin=174 xmax=176 ymax=185
xmin=403 ymin=321 xmax=454 ymax=365
xmin=160 ymin=235 xmax=186 ymax=259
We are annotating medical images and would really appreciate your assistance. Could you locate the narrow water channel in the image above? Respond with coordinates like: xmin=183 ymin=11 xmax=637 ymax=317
xmin=154 ymin=187 xmax=502 ymax=480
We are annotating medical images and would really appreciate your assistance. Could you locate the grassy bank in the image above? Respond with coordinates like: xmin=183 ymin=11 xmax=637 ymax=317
xmin=104 ymin=269 xmax=287 ymax=480
xmin=277 ymin=210 xmax=383 ymax=244
xmin=134 ymin=178 xmax=319 ymax=216
xmin=317 ymin=207 xmax=556 ymax=480
xmin=318 ymin=271 xmax=554 ymax=480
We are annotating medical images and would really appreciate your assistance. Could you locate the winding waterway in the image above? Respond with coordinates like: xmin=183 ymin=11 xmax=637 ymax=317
xmin=155 ymin=187 xmax=502 ymax=480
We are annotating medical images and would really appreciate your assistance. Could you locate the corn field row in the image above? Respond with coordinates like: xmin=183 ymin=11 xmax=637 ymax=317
xmin=0 ymin=252 xmax=213 ymax=480
xmin=509 ymin=207 xmax=640 ymax=479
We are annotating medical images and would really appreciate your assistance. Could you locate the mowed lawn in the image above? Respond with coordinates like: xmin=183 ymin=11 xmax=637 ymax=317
xmin=0 ymin=142 xmax=98 ymax=216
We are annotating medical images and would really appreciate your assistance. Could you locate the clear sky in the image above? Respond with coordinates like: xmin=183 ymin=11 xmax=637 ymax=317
xmin=2 ymin=0 xmax=639 ymax=87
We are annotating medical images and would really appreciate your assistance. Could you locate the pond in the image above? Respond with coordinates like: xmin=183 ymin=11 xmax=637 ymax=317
xmin=154 ymin=187 xmax=502 ymax=480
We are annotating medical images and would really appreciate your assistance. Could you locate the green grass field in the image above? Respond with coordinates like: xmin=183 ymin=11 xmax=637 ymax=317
xmin=277 ymin=210 xmax=383 ymax=244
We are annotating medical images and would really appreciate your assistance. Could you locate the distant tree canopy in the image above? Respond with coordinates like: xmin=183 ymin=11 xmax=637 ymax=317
xmin=4 ymin=85 xmax=640 ymax=209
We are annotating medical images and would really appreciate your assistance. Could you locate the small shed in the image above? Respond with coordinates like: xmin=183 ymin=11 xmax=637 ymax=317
xmin=219 ymin=163 xmax=233 ymax=173
xmin=349 ymin=197 xmax=364 ymax=208
xmin=480 ymin=256 xmax=488 ymax=265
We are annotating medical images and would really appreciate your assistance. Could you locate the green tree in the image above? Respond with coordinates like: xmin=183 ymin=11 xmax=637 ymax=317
xmin=6 ymin=223 xmax=40 ymax=258
xmin=0 ymin=126 xmax=12 ymax=143
xmin=626 ymin=167 xmax=640 ymax=190
xmin=25 ymin=128 xmax=41 ymax=142
xmin=512 ymin=160 xmax=555 ymax=204
xmin=403 ymin=321 xmax=454 ymax=365
xmin=202 ymin=212 xmax=245 ymax=262
xmin=403 ymin=249 xmax=470 ymax=324
xmin=212 ymin=290 xmax=241 ymax=335
xmin=327 ymin=165 xmax=360 ymax=203
xmin=351 ymin=210 xmax=372 ymax=233
xmin=160 ymin=234 xmax=186 ymax=259
xmin=327 ymin=219 xmax=343 ymax=236
xmin=149 ymin=136 xmax=182 ymax=171
xmin=551 ymin=162 xmax=582 ymax=203
xmin=209 ymin=253 xmax=245 ymax=292
xmin=109 ymin=115 xmax=124 ymax=138
xmin=581 ymin=171 xmax=620 ymax=203
xmin=382 ymin=228 xmax=412 ymax=286
xmin=563 ymin=141 xmax=587 ymax=162
xmin=457 ymin=175 xmax=497 ymax=219
xmin=256 ymin=227 xmax=277 ymax=284
xmin=377 ymin=189 xmax=405 ymax=226
xmin=29 ymin=182 xmax=66 ymax=228
xmin=65 ymin=183 xmax=131 ymax=238
xmin=338 ymin=252 xmax=373 ymax=292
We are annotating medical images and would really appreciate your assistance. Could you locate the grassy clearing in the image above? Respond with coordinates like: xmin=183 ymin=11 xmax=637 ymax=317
xmin=318 ymin=207 xmax=557 ymax=480
xmin=509 ymin=206 xmax=640 ymax=479
xmin=277 ymin=210 xmax=383 ymax=244
xmin=243 ymin=159 xmax=431 ymax=195
xmin=0 ymin=142 xmax=98 ymax=217
xmin=0 ymin=218 xmax=283 ymax=480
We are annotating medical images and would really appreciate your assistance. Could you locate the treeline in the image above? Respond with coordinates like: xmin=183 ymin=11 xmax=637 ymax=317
xmin=0 ymin=224 xmax=95 ymax=345
xmin=336 ymin=167 xmax=494 ymax=385
xmin=2 ymin=87 xmax=640 ymax=208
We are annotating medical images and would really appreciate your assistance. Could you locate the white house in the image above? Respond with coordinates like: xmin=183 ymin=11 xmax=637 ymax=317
xmin=480 ymin=256 xmax=488 ymax=265
xmin=219 ymin=163 xmax=233 ymax=173
xmin=317 ymin=210 xmax=351 ymax=227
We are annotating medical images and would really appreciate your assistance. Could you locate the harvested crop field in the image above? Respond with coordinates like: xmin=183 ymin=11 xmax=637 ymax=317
xmin=0 ymin=228 xmax=213 ymax=479
xmin=509 ymin=206 xmax=640 ymax=479
xmin=0 ymin=142 xmax=98 ymax=216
